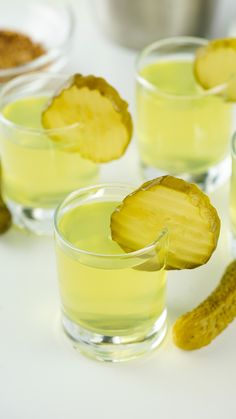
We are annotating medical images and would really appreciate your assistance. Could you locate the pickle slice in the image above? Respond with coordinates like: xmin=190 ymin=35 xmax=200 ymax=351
xmin=194 ymin=38 xmax=236 ymax=101
xmin=42 ymin=74 xmax=133 ymax=162
xmin=110 ymin=176 xmax=220 ymax=270
xmin=173 ymin=260 xmax=236 ymax=350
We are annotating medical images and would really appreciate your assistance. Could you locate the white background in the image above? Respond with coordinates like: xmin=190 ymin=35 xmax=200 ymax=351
xmin=0 ymin=1 xmax=235 ymax=418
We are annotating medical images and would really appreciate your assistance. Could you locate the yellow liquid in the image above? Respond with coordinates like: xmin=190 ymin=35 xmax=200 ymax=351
xmin=137 ymin=60 xmax=232 ymax=174
xmin=0 ymin=96 xmax=99 ymax=208
xmin=56 ymin=200 xmax=166 ymax=336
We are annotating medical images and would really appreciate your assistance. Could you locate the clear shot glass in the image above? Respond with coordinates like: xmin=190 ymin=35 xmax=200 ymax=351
xmin=0 ymin=73 xmax=99 ymax=234
xmin=54 ymin=184 xmax=168 ymax=362
xmin=136 ymin=36 xmax=233 ymax=192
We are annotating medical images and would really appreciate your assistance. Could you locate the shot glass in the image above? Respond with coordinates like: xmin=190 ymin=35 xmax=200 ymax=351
xmin=0 ymin=73 xmax=99 ymax=234
xmin=54 ymin=184 xmax=168 ymax=362
xmin=136 ymin=36 xmax=233 ymax=192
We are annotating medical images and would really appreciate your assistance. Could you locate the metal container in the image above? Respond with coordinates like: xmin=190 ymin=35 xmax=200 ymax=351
xmin=91 ymin=0 xmax=236 ymax=49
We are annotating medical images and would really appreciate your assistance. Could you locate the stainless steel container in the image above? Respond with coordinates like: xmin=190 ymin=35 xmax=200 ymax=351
xmin=91 ymin=0 xmax=236 ymax=49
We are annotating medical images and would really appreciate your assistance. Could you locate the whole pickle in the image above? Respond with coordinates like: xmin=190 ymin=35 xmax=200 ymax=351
xmin=173 ymin=260 xmax=236 ymax=350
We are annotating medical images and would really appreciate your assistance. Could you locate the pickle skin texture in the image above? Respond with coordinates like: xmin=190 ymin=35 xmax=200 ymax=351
xmin=0 ymin=203 xmax=12 ymax=234
xmin=42 ymin=74 xmax=133 ymax=163
xmin=173 ymin=260 xmax=236 ymax=350
xmin=194 ymin=38 xmax=236 ymax=101
xmin=111 ymin=175 xmax=220 ymax=270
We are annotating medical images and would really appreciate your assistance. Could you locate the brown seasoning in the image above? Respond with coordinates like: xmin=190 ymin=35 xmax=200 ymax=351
xmin=0 ymin=29 xmax=46 ymax=69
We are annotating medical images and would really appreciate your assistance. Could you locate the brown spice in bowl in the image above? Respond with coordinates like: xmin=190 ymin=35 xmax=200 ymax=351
xmin=0 ymin=29 xmax=46 ymax=69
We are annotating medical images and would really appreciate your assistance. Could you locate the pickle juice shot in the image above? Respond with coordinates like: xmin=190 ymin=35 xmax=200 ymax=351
xmin=0 ymin=73 xmax=132 ymax=234
xmin=54 ymin=176 xmax=220 ymax=362
xmin=136 ymin=37 xmax=233 ymax=192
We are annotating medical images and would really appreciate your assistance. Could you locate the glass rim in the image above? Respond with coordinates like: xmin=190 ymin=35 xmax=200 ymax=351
xmin=135 ymin=36 xmax=228 ymax=100
xmin=231 ymin=132 xmax=236 ymax=157
xmin=54 ymin=183 xmax=168 ymax=260
xmin=0 ymin=72 xmax=81 ymax=135
xmin=0 ymin=1 xmax=75 ymax=78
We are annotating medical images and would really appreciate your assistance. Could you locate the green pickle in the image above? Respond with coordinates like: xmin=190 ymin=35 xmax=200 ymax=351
xmin=111 ymin=176 xmax=220 ymax=270
xmin=0 ymin=201 xmax=11 ymax=234
xmin=42 ymin=74 xmax=133 ymax=162
xmin=173 ymin=260 xmax=236 ymax=350
xmin=194 ymin=38 xmax=236 ymax=101
xmin=0 ymin=167 xmax=11 ymax=234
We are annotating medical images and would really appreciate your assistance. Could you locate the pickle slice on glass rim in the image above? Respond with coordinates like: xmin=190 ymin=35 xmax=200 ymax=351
xmin=194 ymin=38 xmax=236 ymax=101
xmin=42 ymin=74 xmax=133 ymax=162
xmin=110 ymin=176 xmax=220 ymax=271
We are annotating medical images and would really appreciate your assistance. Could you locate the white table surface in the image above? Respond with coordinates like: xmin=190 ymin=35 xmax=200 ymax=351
xmin=1 ymin=1 xmax=235 ymax=418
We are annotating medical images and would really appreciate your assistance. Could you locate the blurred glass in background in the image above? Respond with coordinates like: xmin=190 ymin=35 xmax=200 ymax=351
xmin=91 ymin=0 xmax=236 ymax=49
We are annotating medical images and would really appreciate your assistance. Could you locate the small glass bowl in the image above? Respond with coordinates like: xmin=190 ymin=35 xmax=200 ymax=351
xmin=0 ymin=0 xmax=75 ymax=85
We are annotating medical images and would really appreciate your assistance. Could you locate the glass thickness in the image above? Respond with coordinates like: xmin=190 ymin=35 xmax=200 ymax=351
xmin=230 ymin=133 xmax=236 ymax=255
xmin=0 ymin=73 xmax=99 ymax=234
xmin=136 ymin=37 xmax=232 ymax=192
xmin=54 ymin=184 xmax=168 ymax=362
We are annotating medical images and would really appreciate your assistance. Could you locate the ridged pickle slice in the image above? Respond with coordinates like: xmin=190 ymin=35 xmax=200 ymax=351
xmin=173 ymin=260 xmax=236 ymax=350
xmin=194 ymin=38 xmax=236 ymax=101
xmin=110 ymin=176 xmax=220 ymax=270
xmin=42 ymin=74 xmax=133 ymax=162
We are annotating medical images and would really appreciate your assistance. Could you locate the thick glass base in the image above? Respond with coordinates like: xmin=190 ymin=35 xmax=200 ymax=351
xmin=141 ymin=157 xmax=231 ymax=193
xmin=6 ymin=198 xmax=54 ymax=235
xmin=62 ymin=310 xmax=168 ymax=363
